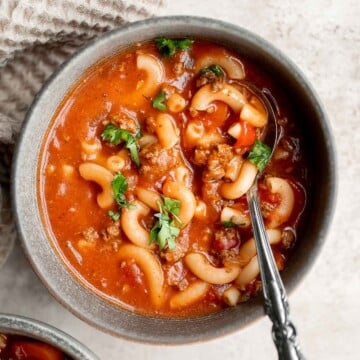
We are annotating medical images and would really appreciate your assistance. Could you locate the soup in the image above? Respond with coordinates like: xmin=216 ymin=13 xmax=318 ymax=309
xmin=0 ymin=333 xmax=68 ymax=359
xmin=38 ymin=38 xmax=308 ymax=317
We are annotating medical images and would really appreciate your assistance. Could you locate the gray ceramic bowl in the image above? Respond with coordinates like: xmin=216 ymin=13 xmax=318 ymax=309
xmin=0 ymin=313 xmax=99 ymax=359
xmin=12 ymin=16 xmax=337 ymax=344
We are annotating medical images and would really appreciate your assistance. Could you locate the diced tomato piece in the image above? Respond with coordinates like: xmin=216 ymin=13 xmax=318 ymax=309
xmin=198 ymin=101 xmax=229 ymax=128
xmin=259 ymin=183 xmax=281 ymax=206
xmin=234 ymin=121 xmax=257 ymax=147
xmin=12 ymin=341 xmax=64 ymax=360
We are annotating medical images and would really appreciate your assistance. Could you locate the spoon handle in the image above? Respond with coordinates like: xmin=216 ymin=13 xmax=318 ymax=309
xmin=247 ymin=183 xmax=305 ymax=360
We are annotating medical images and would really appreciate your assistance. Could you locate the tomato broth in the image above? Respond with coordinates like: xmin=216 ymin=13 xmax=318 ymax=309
xmin=38 ymin=39 xmax=309 ymax=317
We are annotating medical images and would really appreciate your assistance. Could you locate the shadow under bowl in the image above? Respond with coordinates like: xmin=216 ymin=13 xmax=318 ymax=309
xmin=12 ymin=16 xmax=337 ymax=344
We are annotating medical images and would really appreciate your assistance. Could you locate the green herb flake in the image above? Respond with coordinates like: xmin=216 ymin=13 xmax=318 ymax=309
xmin=122 ymin=132 xmax=140 ymax=167
xmin=155 ymin=37 xmax=194 ymax=57
xmin=101 ymin=123 xmax=122 ymax=145
xmin=200 ymin=64 xmax=224 ymax=78
xmin=111 ymin=173 xmax=132 ymax=209
xmin=221 ymin=221 xmax=245 ymax=228
xmin=101 ymin=123 xmax=140 ymax=166
xmin=149 ymin=198 xmax=182 ymax=251
xmin=248 ymin=140 xmax=271 ymax=172
xmin=175 ymin=39 xmax=194 ymax=51
xmin=108 ymin=210 xmax=120 ymax=221
xmin=162 ymin=196 xmax=181 ymax=216
xmin=152 ymin=90 xmax=167 ymax=111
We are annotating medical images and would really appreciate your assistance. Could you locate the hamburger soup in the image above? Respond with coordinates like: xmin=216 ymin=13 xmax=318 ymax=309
xmin=38 ymin=38 xmax=308 ymax=317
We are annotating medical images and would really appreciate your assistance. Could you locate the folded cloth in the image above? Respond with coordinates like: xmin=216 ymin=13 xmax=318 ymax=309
xmin=0 ymin=0 xmax=164 ymax=145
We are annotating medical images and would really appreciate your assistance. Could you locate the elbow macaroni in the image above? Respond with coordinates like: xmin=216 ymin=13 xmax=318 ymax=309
xmin=220 ymin=206 xmax=250 ymax=227
xmin=162 ymin=180 xmax=196 ymax=226
xmin=173 ymin=166 xmax=191 ymax=187
xmin=235 ymin=256 xmax=260 ymax=289
xmin=117 ymin=244 xmax=164 ymax=307
xmin=265 ymin=177 xmax=295 ymax=228
xmin=169 ymin=281 xmax=210 ymax=309
xmin=223 ymin=286 xmax=241 ymax=306
xmin=136 ymin=54 xmax=164 ymax=98
xmin=194 ymin=53 xmax=245 ymax=79
xmin=106 ymin=149 xmax=129 ymax=173
xmin=220 ymin=160 xmax=257 ymax=200
xmin=167 ymin=93 xmax=187 ymax=113
xmin=240 ymin=99 xmax=267 ymax=128
xmin=238 ymin=229 xmax=281 ymax=266
xmin=78 ymin=163 xmax=114 ymax=209
xmin=191 ymin=83 xmax=247 ymax=113
xmin=185 ymin=120 xmax=205 ymax=147
xmin=121 ymin=200 xmax=151 ymax=248
xmin=155 ymin=113 xmax=180 ymax=149
xmin=135 ymin=187 xmax=161 ymax=211
xmin=185 ymin=253 xmax=241 ymax=285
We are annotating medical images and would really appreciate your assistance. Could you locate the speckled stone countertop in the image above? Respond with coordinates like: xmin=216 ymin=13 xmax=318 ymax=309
xmin=1 ymin=1 xmax=359 ymax=359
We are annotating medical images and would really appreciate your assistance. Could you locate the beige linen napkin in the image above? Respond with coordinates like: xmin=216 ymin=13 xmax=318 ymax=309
xmin=0 ymin=0 xmax=164 ymax=265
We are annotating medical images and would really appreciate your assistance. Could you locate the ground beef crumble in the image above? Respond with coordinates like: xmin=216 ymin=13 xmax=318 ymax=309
xmin=163 ymin=261 xmax=188 ymax=291
xmin=139 ymin=143 xmax=180 ymax=182
xmin=108 ymin=113 xmax=138 ymax=134
xmin=194 ymin=144 xmax=234 ymax=182
xmin=82 ymin=227 xmax=99 ymax=243
xmin=160 ymin=232 xmax=189 ymax=263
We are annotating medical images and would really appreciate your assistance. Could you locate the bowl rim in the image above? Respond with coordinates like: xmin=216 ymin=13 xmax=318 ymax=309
xmin=0 ymin=313 xmax=99 ymax=359
xmin=11 ymin=15 xmax=337 ymax=344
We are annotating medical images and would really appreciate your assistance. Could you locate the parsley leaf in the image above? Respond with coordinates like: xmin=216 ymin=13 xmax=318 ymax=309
xmin=123 ymin=132 xmax=140 ymax=167
xmin=101 ymin=123 xmax=122 ymax=144
xmin=162 ymin=196 xmax=181 ymax=216
xmin=200 ymin=64 xmax=224 ymax=78
xmin=152 ymin=90 xmax=167 ymax=111
xmin=248 ymin=140 xmax=271 ymax=172
xmin=108 ymin=210 xmax=120 ymax=221
xmin=101 ymin=123 xmax=140 ymax=166
xmin=221 ymin=221 xmax=245 ymax=228
xmin=111 ymin=173 xmax=132 ymax=209
xmin=155 ymin=37 xmax=194 ymax=57
xmin=175 ymin=39 xmax=194 ymax=51
xmin=149 ymin=197 xmax=182 ymax=251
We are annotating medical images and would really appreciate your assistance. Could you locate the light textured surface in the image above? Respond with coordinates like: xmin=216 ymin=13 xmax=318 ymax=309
xmin=1 ymin=1 xmax=360 ymax=359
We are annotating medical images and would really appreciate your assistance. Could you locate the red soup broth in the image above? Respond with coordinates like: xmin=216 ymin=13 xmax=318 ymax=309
xmin=38 ymin=40 xmax=309 ymax=317
xmin=0 ymin=333 xmax=67 ymax=360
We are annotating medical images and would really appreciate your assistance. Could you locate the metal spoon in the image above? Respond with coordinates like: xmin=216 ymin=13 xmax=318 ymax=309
xmin=242 ymin=82 xmax=305 ymax=360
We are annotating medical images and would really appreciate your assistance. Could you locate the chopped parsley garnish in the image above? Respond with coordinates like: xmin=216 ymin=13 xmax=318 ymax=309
xmin=101 ymin=123 xmax=140 ymax=166
xmin=111 ymin=173 xmax=133 ymax=209
xmin=248 ymin=140 xmax=271 ymax=172
xmin=221 ymin=221 xmax=245 ymax=228
xmin=200 ymin=64 xmax=224 ymax=78
xmin=108 ymin=210 xmax=120 ymax=221
xmin=155 ymin=37 xmax=194 ymax=57
xmin=152 ymin=90 xmax=167 ymax=111
xmin=162 ymin=196 xmax=181 ymax=216
xmin=149 ymin=196 xmax=183 ymax=251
